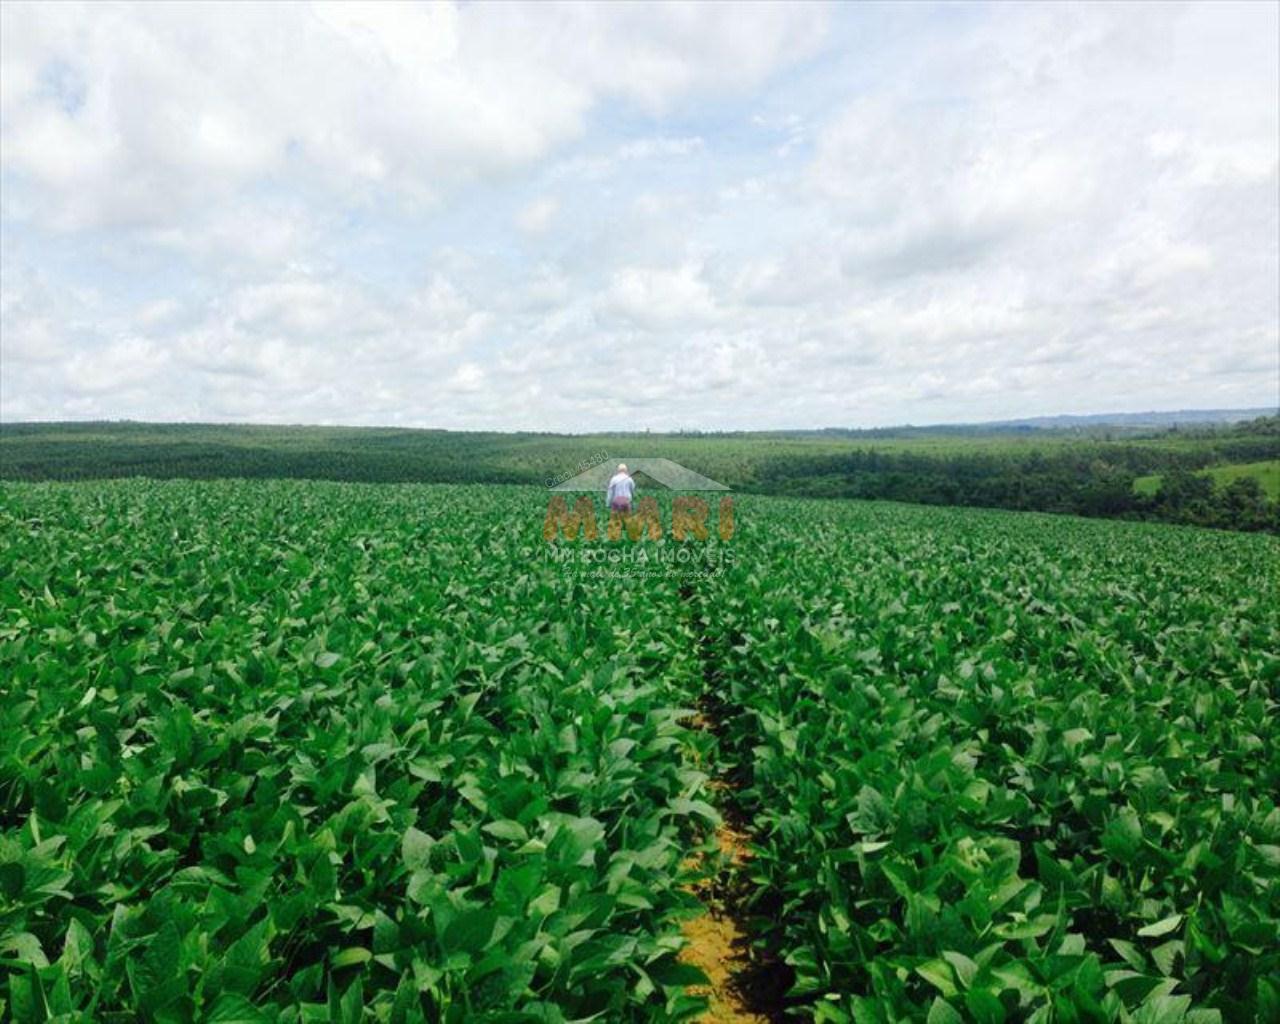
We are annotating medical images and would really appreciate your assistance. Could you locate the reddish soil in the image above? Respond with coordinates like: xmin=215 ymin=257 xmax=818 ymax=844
xmin=679 ymin=822 xmax=766 ymax=1023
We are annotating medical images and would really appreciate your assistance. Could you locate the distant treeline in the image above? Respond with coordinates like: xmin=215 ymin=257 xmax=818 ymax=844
xmin=2 ymin=416 xmax=1277 ymax=533
xmin=751 ymin=421 xmax=1279 ymax=533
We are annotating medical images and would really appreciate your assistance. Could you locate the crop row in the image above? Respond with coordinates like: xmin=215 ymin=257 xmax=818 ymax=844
xmin=0 ymin=481 xmax=718 ymax=1022
xmin=698 ymin=500 xmax=1278 ymax=1023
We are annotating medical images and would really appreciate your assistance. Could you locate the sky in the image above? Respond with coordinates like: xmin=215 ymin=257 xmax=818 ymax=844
xmin=1 ymin=1 xmax=1277 ymax=432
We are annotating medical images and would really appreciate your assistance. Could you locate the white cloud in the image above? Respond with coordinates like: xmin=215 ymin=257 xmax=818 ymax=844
xmin=517 ymin=197 xmax=559 ymax=235
xmin=63 ymin=336 xmax=170 ymax=396
xmin=602 ymin=264 xmax=719 ymax=331
xmin=0 ymin=2 xmax=824 ymax=229
xmin=1 ymin=1 xmax=1276 ymax=431
xmin=447 ymin=361 xmax=486 ymax=393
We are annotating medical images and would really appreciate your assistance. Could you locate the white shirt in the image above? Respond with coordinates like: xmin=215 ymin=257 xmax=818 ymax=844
xmin=607 ymin=472 xmax=635 ymax=505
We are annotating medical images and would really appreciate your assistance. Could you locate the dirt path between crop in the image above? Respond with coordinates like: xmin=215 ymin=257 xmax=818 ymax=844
xmin=678 ymin=809 xmax=768 ymax=1023
xmin=677 ymin=580 xmax=789 ymax=1023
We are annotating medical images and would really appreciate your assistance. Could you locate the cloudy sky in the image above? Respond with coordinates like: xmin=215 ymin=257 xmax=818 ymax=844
xmin=2 ymin=1 xmax=1277 ymax=431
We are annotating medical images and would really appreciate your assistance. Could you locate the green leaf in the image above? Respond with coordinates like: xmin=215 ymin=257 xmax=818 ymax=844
xmin=0 ymin=861 xmax=23 ymax=900
xmin=1103 ymin=808 xmax=1143 ymax=864
xmin=332 ymin=947 xmax=372 ymax=969
xmin=1150 ymin=939 xmax=1182 ymax=977
xmin=207 ymin=993 xmax=273 ymax=1023
xmin=58 ymin=919 xmax=94 ymax=977
xmin=918 ymin=959 xmax=959 ymax=998
xmin=1062 ymin=728 xmax=1093 ymax=747
xmin=549 ymin=817 xmax=605 ymax=866
xmin=136 ymin=919 xmax=182 ymax=998
xmin=1133 ymin=993 xmax=1191 ymax=1024
xmin=927 ymin=997 xmax=965 ymax=1024
xmin=649 ymin=959 xmax=710 ymax=988
xmin=402 ymin=826 xmax=434 ymax=871
xmin=1137 ymin=915 xmax=1183 ymax=938
xmin=9 ymin=966 xmax=47 ymax=1024
xmin=2 ymin=932 xmax=49 ymax=968
xmin=340 ymin=976 xmax=363 ymax=1024
xmin=442 ymin=909 xmax=498 ymax=956
xmin=964 ymin=987 xmax=1007 ymax=1024
xmin=494 ymin=863 xmax=543 ymax=910
xmin=482 ymin=820 xmax=529 ymax=843
xmin=529 ymin=885 xmax=561 ymax=917
xmin=1108 ymin=938 xmax=1146 ymax=971
xmin=942 ymin=950 xmax=978 ymax=989
xmin=849 ymin=785 xmax=893 ymax=835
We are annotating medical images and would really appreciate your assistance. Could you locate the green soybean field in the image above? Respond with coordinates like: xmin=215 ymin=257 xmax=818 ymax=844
xmin=1 ymin=479 xmax=1277 ymax=1024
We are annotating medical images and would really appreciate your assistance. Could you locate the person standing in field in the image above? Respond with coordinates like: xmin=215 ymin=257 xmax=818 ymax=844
xmin=607 ymin=463 xmax=635 ymax=514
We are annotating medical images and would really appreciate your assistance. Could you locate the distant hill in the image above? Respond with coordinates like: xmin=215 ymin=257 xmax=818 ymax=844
xmin=787 ymin=408 xmax=1277 ymax=439
xmin=987 ymin=408 xmax=1277 ymax=430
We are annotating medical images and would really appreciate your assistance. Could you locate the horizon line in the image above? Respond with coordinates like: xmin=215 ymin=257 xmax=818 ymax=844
xmin=1 ymin=405 xmax=1276 ymax=437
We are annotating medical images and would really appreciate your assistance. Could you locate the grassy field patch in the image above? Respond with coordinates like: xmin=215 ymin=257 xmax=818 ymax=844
xmin=1132 ymin=458 xmax=1280 ymax=499
xmin=1203 ymin=458 xmax=1280 ymax=499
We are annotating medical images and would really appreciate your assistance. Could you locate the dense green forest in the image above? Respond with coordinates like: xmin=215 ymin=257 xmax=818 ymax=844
xmin=2 ymin=416 xmax=1277 ymax=532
